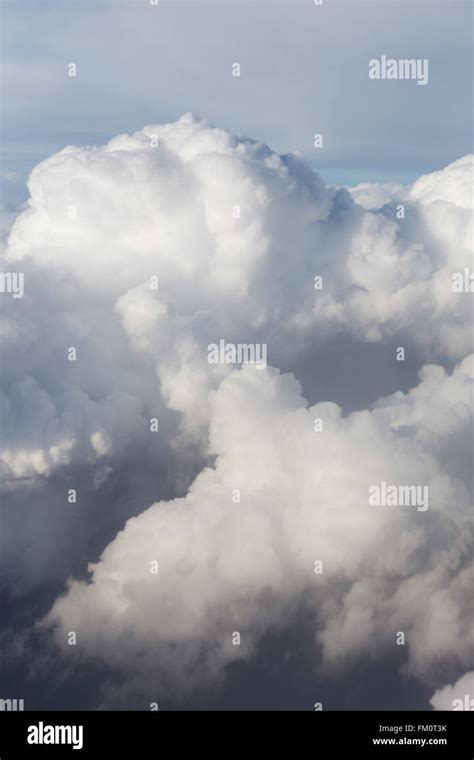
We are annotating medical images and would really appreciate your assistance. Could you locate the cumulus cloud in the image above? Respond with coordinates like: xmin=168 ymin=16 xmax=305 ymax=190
xmin=430 ymin=672 xmax=474 ymax=711
xmin=348 ymin=180 xmax=408 ymax=210
xmin=43 ymin=355 xmax=473 ymax=698
xmin=410 ymin=155 xmax=473 ymax=210
xmin=1 ymin=114 xmax=472 ymax=706
xmin=5 ymin=118 xmax=473 ymax=438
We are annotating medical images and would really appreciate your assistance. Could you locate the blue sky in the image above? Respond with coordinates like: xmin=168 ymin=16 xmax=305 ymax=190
xmin=1 ymin=0 xmax=472 ymax=196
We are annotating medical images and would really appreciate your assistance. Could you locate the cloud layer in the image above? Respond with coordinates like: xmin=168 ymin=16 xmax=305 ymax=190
xmin=1 ymin=115 xmax=472 ymax=707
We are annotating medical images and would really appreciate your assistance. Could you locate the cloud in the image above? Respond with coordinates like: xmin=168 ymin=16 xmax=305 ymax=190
xmin=42 ymin=355 xmax=473 ymax=699
xmin=410 ymin=155 xmax=473 ymax=210
xmin=430 ymin=672 xmax=474 ymax=711
xmin=6 ymin=114 xmax=471 ymax=445
xmin=348 ymin=181 xmax=408 ymax=210
xmin=1 ymin=114 xmax=472 ymax=706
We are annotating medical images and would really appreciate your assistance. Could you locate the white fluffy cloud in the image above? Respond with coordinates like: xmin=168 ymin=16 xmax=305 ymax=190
xmin=430 ymin=672 xmax=474 ymax=711
xmin=348 ymin=180 xmax=408 ymax=210
xmin=43 ymin=355 xmax=473 ymax=696
xmin=6 ymin=115 xmax=470 ymax=453
xmin=410 ymin=155 xmax=473 ymax=210
xmin=1 ymin=115 xmax=472 ymax=705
